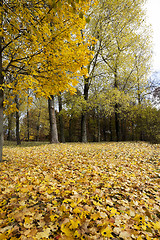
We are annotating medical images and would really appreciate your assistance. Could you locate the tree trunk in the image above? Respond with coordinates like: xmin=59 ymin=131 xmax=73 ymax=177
xmin=48 ymin=95 xmax=59 ymax=143
xmin=0 ymin=1 xmax=3 ymax=162
xmin=115 ymin=103 xmax=120 ymax=141
xmin=97 ymin=113 xmax=100 ymax=142
xmin=81 ymin=78 xmax=89 ymax=143
xmin=81 ymin=113 xmax=87 ymax=143
xmin=58 ymin=94 xmax=65 ymax=143
xmin=102 ymin=116 xmax=107 ymax=141
xmin=69 ymin=117 xmax=72 ymax=142
xmin=36 ymin=110 xmax=41 ymax=141
xmin=121 ymin=118 xmax=126 ymax=141
xmin=131 ymin=121 xmax=134 ymax=141
xmin=15 ymin=95 xmax=21 ymax=145
xmin=7 ymin=114 xmax=13 ymax=141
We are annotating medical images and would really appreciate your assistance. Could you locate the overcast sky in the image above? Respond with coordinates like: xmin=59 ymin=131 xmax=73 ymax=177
xmin=146 ymin=0 xmax=160 ymax=72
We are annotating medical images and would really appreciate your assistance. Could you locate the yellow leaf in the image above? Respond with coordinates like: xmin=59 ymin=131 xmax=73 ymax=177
xmin=153 ymin=221 xmax=160 ymax=230
xmin=47 ymin=189 xmax=54 ymax=194
xmin=146 ymin=234 xmax=152 ymax=240
xmin=25 ymin=217 xmax=32 ymax=224
xmin=137 ymin=236 xmax=142 ymax=240
xmin=61 ymin=223 xmax=73 ymax=237
xmin=134 ymin=214 xmax=145 ymax=223
xmin=50 ymin=214 xmax=59 ymax=222
xmin=0 ymin=233 xmax=7 ymax=240
xmin=59 ymin=205 xmax=68 ymax=212
xmin=73 ymin=207 xmax=82 ymax=214
xmin=70 ymin=218 xmax=80 ymax=229
xmin=74 ymin=230 xmax=81 ymax=238
xmin=101 ymin=226 xmax=113 ymax=237
xmin=91 ymin=212 xmax=100 ymax=220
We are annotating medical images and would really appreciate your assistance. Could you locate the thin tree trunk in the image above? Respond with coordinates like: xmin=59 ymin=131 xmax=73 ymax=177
xmin=114 ymin=67 xmax=120 ymax=142
xmin=131 ymin=121 xmax=134 ymax=141
xmin=36 ymin=110 xmax=41 ymax=141
xmin=69 ymin=117 xmax=72 ymax=142
xmin=81 ymin=114 xmax=87 ymax=143
xmin=0 ymin=1 xmax=3 ymax=162
xmin=15 ymin=95 xmax=21 ymax=145
xmin=58 ymin=94 xmax=65 ymax=143
xmin=81 ymin=78 xmax=89 ymax=143
xmin=97 ymin=113 xmax=100 ymax=142
xmin=7 ymin=114 xmax=13 ymax=141
xmin=121 ymin=118 xmax=126 ymax=141
xmin=115 ymin=103 xmax=120 ymax=141
xmin=48 ymin=95 xmax=59 ymax=143
xmin=102 ymin=116 xmax=107 ymax=141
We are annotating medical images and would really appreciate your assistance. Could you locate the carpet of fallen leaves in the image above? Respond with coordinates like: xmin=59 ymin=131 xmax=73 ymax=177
xmin=0 ymin=142 xmax=160 ymax=240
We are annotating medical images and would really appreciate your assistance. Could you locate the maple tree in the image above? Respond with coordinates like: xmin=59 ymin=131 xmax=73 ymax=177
xmin=0 ymin=142 xmax=159 ymax=239
xmin=0 ymin=0 xmax=94 ymax=161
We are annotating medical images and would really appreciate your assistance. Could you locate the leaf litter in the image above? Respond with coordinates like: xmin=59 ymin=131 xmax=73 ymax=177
xmin=0 ymin=142 xmax=159 ymax=239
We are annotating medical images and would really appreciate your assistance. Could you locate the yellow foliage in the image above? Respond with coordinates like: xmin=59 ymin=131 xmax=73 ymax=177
xmin=2 ymin=0 xmax=95 ymax=111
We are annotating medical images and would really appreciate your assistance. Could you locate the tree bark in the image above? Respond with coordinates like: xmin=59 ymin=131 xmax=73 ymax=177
xmin=0 ymin=0 xmax=3 ymax=162
xmin=121 ymin=118 xmax=126 ymax=141
xmin=81 ymin=114 xmax=87 ymax=143
xmin=115 ymin=104 xmax=120 ymax=141
xmin=58 ymin=94 xmax=65 ymax=143
xmin=102 ymin=116 xmax=107 ymax=141
xmin=15 ymin=95 xmax=21 ymax=145
xmin=69 ymin=117 xmax=72 ymax=142
xmin=81 ymin=78 xmax=89 ymax=143
xmin=48 ymin=95 xmax=59 ymax=143
xmin=36 ymin=110 xmax=41 ymax=141
xmin=7 ymin=114 xmax=13 ymax=141
xmin=97 ymin=113 xmax=100 ymax=142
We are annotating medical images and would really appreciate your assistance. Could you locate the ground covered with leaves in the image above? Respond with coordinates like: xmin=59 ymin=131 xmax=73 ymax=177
xmin=0 ymin=142 xmax=160 ymax=240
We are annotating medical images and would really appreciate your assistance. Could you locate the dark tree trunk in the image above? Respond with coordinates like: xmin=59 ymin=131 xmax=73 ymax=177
xmin=97 ymin=113 xmax=100 ymax=142
xmin=58 ymin=94 xmax=65 ymax=143
xmin=15 ymin=95 xmax=21 ymax=145
xmin=0 ymin=2 xmax=3 ymax=162
xmin=81 ymin=114 xmax=87 ymax=143
xmin=115 ymin=103 xmax=120 ymax=141
xmin=131 ymin=121 xmax=135 ymax=141
xmin=36 ymin=110 xmax=41 ymax=141
xmin=48 ymin=95 xmax=59 ymax=143
xmin=81 ymin=78 xmax=89 ymax=143
xmin=69 ymin=117 xmax=72 ymax=142
xmin=102 ymin=116 xmax=107 ymax=141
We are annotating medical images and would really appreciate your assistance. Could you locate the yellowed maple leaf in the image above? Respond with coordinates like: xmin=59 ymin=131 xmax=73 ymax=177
xmin=153 ymin=221 xmax=160 ymax=230
xmin=101 ymin=226 xmax=113 ymax=238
